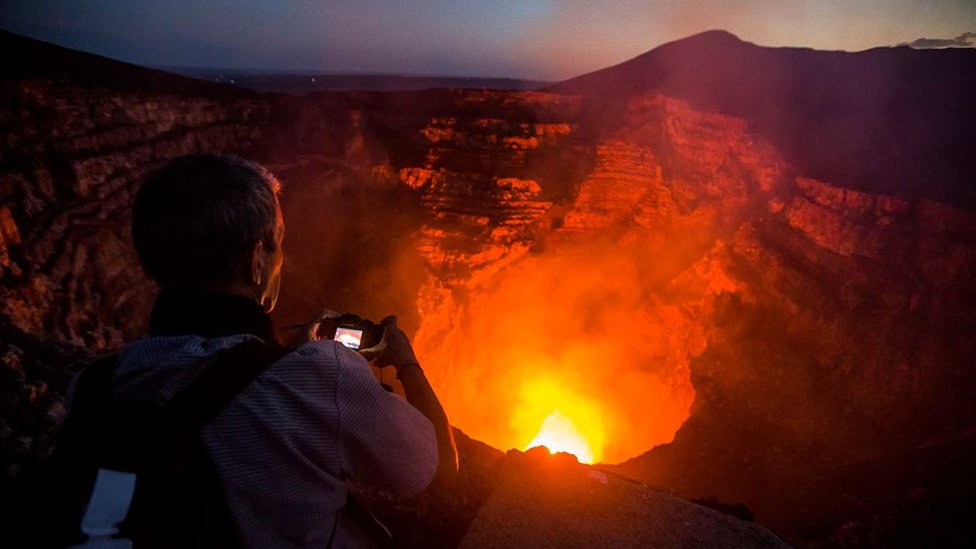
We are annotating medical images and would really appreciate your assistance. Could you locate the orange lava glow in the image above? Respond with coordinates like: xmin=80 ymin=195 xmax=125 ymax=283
xmin=415 ymin=241 xmax=700 ymax=464
xmin=526 ymin=411 xmax=596 ymax=464
xmin=516 ymin=378 xmax=604 ymax=463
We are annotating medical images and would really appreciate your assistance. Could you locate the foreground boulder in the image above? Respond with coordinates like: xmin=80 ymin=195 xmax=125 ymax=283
xmin=459 ymin=447 xmax=790 ymax=548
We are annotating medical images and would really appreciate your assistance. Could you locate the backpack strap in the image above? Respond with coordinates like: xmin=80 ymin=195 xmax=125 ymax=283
xmin=161 ymin=338 xmax=294 ymax=430
xmin=119 ymin=339 xmax=295 ymax=549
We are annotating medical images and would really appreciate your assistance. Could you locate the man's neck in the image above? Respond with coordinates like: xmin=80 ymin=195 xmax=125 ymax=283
xmin=148 ymin=288 xmax=280 ymax=343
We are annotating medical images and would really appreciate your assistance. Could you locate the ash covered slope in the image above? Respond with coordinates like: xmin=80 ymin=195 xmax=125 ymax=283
xmin=458 ymin=448 xmax=789 ymax=549
xmin=550 ymin=30 xmax=976 ymax=209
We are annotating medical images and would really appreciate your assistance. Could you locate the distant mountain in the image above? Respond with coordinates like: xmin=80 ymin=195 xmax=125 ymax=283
xmin=0 ymin=30 xmax=250 ymax=98
xmin=166 ymin=68 xmax=551 ymax=94
xmin=550 ymin=30 xmax=976 ymax=209
xmin=0 ymin=31 xmax=547 ymax=96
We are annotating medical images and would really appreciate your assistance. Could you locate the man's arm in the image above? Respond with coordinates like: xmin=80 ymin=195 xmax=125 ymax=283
xmin=378 ymin=317 xmax=458 ymax=489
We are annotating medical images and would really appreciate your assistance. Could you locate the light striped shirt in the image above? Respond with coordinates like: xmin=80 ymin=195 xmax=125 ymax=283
xmin=114 ymin=334 xmax=439 ymax=548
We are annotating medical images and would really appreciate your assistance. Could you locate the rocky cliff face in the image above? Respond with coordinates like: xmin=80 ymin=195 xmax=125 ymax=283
xmin=390 ymin=89 xmax=976 ymax=543
xmin=0 ymin=79 xmax=268 ymax=348
xmin=614 ymin=167 xmax=976 ymax=542
xmin=407 ymin=92 xmax=787 ymax=464
xmin=2 ymin=32 xmax=975 ymax=547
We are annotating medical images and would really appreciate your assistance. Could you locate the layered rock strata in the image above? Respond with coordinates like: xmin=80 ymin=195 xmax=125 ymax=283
xmin=400 ymin=90 xmax=976 ymax=543
xmin=0 ymin=80 xmax=268 ymax=347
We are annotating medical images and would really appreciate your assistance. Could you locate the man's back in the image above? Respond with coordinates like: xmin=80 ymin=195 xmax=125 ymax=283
xmin=114 ymin=292 xmax=438 ymax=547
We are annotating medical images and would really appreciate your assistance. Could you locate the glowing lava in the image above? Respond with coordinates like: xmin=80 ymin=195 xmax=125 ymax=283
xmin=414 ymin=243 xmax=697 ymax=464
xmin=512 ymin=378 xmax=605 ymax=463
xmin=526 ymin=411 xmax=595 ymax=463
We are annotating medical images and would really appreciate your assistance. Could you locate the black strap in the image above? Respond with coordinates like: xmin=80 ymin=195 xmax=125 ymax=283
xmin=161 ymin=339 xmax=293 ymax=430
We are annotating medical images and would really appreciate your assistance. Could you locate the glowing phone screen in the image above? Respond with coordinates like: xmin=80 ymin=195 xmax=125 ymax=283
xmin=334 ymin=327 xmax=364 ymax=349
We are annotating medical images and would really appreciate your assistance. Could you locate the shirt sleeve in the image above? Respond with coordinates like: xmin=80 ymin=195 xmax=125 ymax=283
xmin=332 ymin=343 xmax=439 ymax=498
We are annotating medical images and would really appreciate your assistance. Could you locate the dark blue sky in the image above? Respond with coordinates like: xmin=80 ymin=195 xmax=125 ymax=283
xmin=2 ymin=1 xmax=974 ymax=80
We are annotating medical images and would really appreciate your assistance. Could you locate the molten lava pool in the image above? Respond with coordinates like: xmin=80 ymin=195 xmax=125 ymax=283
xmin=414 ymin=244 xmax=700 ymax=464
xmin=515 ymin=378 xmax=605 ymax=463
xmin=526 ymin=411 xmax=597 ymax=463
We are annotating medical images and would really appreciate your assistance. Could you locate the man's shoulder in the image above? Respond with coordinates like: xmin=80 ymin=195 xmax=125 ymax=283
xmin=115 ymin=334 xmax=258 ymax=401
xmin=259 ymin=339 xmax=376 ymax=391
xmin=112 ymin=335 xmax=368 ymax=397
xmin=287 ymin=339 xmax=373 ymax=370
xmin=119 ymin=334 xmax=249 ymax=368
xmin=118 ymin=335 xmax=347 ymax=367
xmin=283 ymin=339 xmax=358 ymax=365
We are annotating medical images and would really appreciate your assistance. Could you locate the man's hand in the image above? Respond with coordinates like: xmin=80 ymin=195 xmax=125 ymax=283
xmin=363 ymin=315 xmax=419 ymax=368
xmin=362 ymin=315 xmax=459 ymax=490
xmin=289 ymin=308 xmax=342 ymax=346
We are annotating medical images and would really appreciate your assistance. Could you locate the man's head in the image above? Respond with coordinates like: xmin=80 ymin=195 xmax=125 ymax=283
xmin=132 ymin=153 xmax=285 ymax=312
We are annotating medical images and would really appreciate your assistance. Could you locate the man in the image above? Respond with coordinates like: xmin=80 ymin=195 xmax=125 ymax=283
xmin=119 ymin=153 xmax=457 ymax=547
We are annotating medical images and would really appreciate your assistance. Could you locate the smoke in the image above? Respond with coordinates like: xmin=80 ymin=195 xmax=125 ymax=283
xmin=274 ymin=165 xmax=429 ymax=336
xmin=900 ymin=32 xmax=976 ymax=49
xmin=414 ymin=236 xmax=704 ymax=464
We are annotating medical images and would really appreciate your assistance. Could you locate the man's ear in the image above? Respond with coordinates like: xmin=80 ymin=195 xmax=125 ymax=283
xmin=251 ymin=239 xmax=265 ymax=285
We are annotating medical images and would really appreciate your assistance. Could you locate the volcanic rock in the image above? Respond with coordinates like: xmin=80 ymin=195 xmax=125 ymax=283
xmin=459 ymin=447 xmax=790 ymax=548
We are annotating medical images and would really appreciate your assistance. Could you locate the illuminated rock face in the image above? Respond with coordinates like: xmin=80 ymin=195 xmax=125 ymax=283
xmin=406 ymin=92 xmax=792 ymax=464
xmin=393 ymin=89 xmax=976 ymax=542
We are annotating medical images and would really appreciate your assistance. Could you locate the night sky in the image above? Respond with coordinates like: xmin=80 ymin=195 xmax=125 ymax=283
xmin=2 ymin=1 xmax=974 ymax=80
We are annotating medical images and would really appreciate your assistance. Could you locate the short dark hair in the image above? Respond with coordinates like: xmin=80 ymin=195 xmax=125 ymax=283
xmin=132 ymin=153 xmax=281 ymax=289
